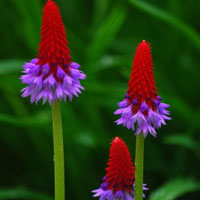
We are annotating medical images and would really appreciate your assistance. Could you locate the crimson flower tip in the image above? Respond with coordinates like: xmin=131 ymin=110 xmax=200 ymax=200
xmin=114 ymin=40 xmax=171 ymax=137
xmin=112 ymin=136 xmax=121 ymax=143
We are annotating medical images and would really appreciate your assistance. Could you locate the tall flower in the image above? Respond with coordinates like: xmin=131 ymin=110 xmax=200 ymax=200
xmin=21 ymin=0 xmax=86 ymax=104
xmin=114 ymin=40 xmax=170 ymax=137
xmin=20 ymin=1 xmax=86 ymax=200
xmin=92 ymin=137 xmax=148 ymax=200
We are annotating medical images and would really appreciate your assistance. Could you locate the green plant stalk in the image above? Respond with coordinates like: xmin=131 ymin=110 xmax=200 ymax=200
xmin=135 ymin=134 xmax=144 ymax=200
xmin=52 ymin=100 xmax=65 ymax=200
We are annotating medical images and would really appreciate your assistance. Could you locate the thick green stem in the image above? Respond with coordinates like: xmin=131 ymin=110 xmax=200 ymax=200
xmin=52 ymin=100 xmax=65 ymax=200
xmin=135 ymin=134 xmax=144 ymax=200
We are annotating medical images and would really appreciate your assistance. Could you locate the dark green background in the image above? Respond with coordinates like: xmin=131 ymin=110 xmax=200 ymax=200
xmin=0 ymin=0 xmax=200 ymax=199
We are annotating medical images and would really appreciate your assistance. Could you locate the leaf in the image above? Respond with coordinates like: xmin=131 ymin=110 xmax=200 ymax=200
xmin=163 ymin=134 xmax=199 ymax=152
xmin=163 ymin=134 xmax=200 ymax=160
xmin=0 ymin=187 xmax=53 ymax=200
xmin=164 ymin=94 xmax=200 ymax=129
xmin=91 ymin=0 xmax=111 ymax=29
xmin=0 ymin=110 xmax=51 ymax=129
xmin=75 ymin=130 xmax=97 ymax=148
xmin=94 ymin=55 xmax=132 ymax=72
xmin=149 ymin=178 xmax=200 ymax=200
xmin=85 ymin=81 xmax=126 ymax=95
xmin=0 ymin=59 xmax=24 ymax=76
xmin=128 ymin=0 xmax=200 ymax=52
xmin=1 ymin=90 xmax=29 ymax=116
xmin=9 ymin=0 xmax=42 ymax=51
xmin=87 ymin=2 xmax=127 ymax=66
xmin=67 ymin=29 xmax=87 ymax=61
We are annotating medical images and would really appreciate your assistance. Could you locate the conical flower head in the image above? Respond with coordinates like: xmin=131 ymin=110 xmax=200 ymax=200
xmin=105 ymin=137 xmax=135 ymax=193
xmin=37 ymin=0 xmax=71 ymax=66
xmin=92 ymin=137 xmax=148 ymax=200
xmin=128 ymin=40 xmax=157 ymax=112
xmin=114 ymin=40 xmax=171 ymax=137
xmin=21 ymin=0 xmax=86 ymax=104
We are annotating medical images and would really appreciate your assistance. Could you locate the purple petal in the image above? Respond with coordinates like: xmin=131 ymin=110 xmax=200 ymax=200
xmin=41 ymin=63 xmax=50 ymax=75
xmin=140 ymin=101 xmax=149 ymax=112
xmin=44 ymin=74 xmax=57 ymax=86
xmin=30 ymin=58 xmax=39 ymax=64
xmin=56 ymin=66 xmax=66 ymax=79
xmin=71 ymin=62 xmax=80 ymax=69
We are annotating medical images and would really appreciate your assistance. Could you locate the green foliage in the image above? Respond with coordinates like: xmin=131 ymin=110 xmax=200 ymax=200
xmin=0 ymin=59 xmax=24 ymax=75
xmin=128 ymin=0 xmax=200 ymax=51
xmin=0 ymin=0 xmax=200 ymax=199
xmin=87 ymin=2 xmax=127 ymax=66
xmin=0 ymin=187 xmax=53 ymax=200
xmin=149 ymin=178 xmax=200 ymax=200
xmin=0 ymin=111 xmax=51 ymax=128
xmin=164 ymin=134 xmax=199 ymax=152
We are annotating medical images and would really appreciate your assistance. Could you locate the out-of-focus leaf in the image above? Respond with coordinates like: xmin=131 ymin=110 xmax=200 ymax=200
xmin=75 ymin=131 xmax=97 ymax=148
xmin=0 ymin=59 xmax=24 ymax=75
xmin=85 ymin=81 xmax=126 ymax=95
xmin=91 ymin=0 xmax=111 ymax=29
xmin=67 ymin=29 xmax=86 ymax=61
xmin=0 ymin=111 xmax=51 ymax=128
xmin=87 ymin=2 xmax=127 ymax=66
xmin=128 ymin=0 xmax=200 ymax=52
xmin=163 ymin=134 xmax=200 ymax=160
xmin=0 ymin=75 xmax=22 ymax=92
xmin=94 ymin=55 xmax=132 ymax=72
xmin=110 ymin=37 xmax=139 ymax=54
xmin=2 ymin=90 xmax=29 ymax=116
xmin=149 ymin=178 xmax=200 ymax=200
xmin=163 ymin=134 xmax=199 ymax=152
xmin=0 ymin=187 xmax=53 ymax=200
xmin=165 ymin=94 xmax=200 ymax=129
xmin=9 ymin=0 xmax=41 ymax=51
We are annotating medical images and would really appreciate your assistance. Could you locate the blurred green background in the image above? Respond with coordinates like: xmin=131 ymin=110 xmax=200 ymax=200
xmin=0 ymin=0 xmax=200 ymax=199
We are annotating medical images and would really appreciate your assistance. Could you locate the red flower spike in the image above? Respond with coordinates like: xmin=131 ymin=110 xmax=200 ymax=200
xmin=105 ymin=137 xmax=135 ymax=193
xmin=114 ymin=40 xmax=170 ymax=137
xmin=37 ymin=0 xmax=71 ymax=69
xmin=128 ymin=40 xmax=157 ymax=113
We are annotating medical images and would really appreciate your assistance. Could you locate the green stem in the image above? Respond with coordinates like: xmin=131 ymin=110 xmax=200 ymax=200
xmin=52 ymin=100 xmax=65 ymax=200
xmin=135 ymin=134 xmax=144 ymax=200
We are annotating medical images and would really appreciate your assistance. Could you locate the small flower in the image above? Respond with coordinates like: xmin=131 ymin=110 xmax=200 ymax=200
xmin=21 ymin=0 xmax=86 ymax=104
xmin=114 ymin=40 xmax=171 ymax=137
xmin=92 ymin=137 xmax=148 ymax=200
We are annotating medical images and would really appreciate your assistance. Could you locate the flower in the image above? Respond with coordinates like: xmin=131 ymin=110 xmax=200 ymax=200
xmin=92 ymin=137 xmax=148 ymax=200
xmin=21 ymin=0 xmax=86 ymax=104
xmin=114 ymin=40 xmax=171 ymax=137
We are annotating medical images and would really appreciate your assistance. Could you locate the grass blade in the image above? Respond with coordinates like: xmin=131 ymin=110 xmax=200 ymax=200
xmin=0 ymin=187 xmax=53 ymax=200
xmin=87 ymin=3 xmax=127 ymax=67
xmin=163 ymin=134 xmax=199 ymax=152
xmin=149 ymin=178 xmax=200 ymax=200
xmin=128 ymin=0 xmax=200 ymax=52
xmin=0 ymin=59 xmax=24 ymax=75
xmin=0 ymin=111 xmax=51 ymax=129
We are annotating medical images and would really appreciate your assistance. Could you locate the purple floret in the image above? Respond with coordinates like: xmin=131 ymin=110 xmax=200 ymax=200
xmin=92 ymin=182 xmax=148 ymax=200
xmin=114 ymin=98 xmax=171 ymax=137
xmin=21 ymin=58 xmax=86 ymax=104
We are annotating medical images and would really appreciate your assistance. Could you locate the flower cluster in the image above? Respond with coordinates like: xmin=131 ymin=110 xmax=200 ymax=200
xmin=92 ymin=137 xmax=148 ymax=200
xmin=114 ymin=40 xmax=171 ymax=137
xmin=21 ymin=0 xmax=86 ymax=104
